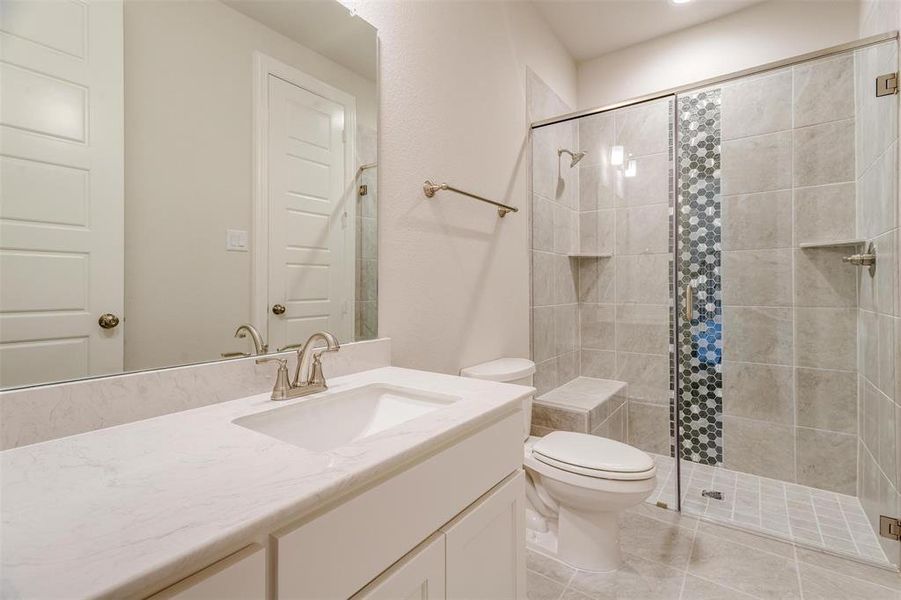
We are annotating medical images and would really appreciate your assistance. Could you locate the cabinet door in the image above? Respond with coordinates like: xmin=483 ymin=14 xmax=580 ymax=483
xmin=352 ymin=534 xmax=445 ymax=600
xmin=148 ymin=544 xmax=266 ymax=600
xmin=441 ymin=471 xmax=526 ymax=600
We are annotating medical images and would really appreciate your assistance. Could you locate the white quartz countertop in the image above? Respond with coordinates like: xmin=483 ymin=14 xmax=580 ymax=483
xmin=0 ymin=367 xmax=531 ymax=600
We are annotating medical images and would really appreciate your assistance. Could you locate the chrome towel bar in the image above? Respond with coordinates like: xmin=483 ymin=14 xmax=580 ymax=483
xmin=423 ymin=180 xmax=518 ymax=218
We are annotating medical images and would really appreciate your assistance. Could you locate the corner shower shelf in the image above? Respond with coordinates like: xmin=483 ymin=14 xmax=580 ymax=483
xmin=798 ymin=239 xmax=866 ymax=249
xmin=567 ymin=253 xmax=613 ymax=258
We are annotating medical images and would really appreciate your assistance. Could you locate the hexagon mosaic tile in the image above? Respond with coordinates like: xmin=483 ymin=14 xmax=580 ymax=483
xmin=675 ymin=89 xmax=723 ymax=466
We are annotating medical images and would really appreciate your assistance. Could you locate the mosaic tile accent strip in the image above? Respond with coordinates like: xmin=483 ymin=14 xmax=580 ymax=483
xmin=675 ymin=89 xmax=723 ymax=466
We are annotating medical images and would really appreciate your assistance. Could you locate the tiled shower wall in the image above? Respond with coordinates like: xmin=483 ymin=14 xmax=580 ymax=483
xmin=529 ymin=49 xmax=897 ymax=510
xmin=529 ymin=71 xmax=581 ymax=395
xmin=714 ymin=55 xmax=860 ymax=494
xmin=529 ymin=74 xmax=672 ymax=453
xmin=355 ymin=127 xmax=378 ymax=340
xmin=529 ymin=86 xmax=676 ymax=456
xmin=853 ymin=37 xmax=900 ymax=562
xmin=576 ymin=99 xmax=673 ymax=456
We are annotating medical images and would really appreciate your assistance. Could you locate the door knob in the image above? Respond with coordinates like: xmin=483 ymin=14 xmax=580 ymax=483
xmin=272 ymin=304 xmax=286 ymax=315
xmin=98 ymin=313 xmax=120 ymax=329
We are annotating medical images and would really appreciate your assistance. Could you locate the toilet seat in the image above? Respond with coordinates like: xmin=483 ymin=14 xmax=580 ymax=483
xmin=530 ymin=432 xmax=656 ymax=481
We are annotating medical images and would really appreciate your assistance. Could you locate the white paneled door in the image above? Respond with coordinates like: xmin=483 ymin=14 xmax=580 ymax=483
xmin=0 ymin=0 xmax=124 ymax=388
xmin=266 ymin=73 xmax=354 ymax=350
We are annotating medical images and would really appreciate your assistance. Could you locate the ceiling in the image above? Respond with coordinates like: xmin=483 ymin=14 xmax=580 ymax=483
xmin=532 ymin=0 xmax=766 ymax=61
xmin=223 ymin=0 xmax=377 ymax=81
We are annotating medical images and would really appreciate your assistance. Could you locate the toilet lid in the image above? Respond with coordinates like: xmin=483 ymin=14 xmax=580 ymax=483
xmin=532 ymin=431 xmax=655 ymax=476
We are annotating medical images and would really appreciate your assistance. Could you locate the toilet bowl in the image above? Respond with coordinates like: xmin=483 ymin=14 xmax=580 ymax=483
xmin=461 ymin=358 xmax=657 ymax=573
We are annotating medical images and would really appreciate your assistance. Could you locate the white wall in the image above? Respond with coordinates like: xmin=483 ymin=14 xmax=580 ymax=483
xmin=577 ymin=0 xmax=860 ymax=110
xmin=860 ymin=0 xmax=901 ymax=37
xmin=124 ymin=0 xmax=377 ymax=370
xmin=352 ymin=0 xmax=577 ymax=374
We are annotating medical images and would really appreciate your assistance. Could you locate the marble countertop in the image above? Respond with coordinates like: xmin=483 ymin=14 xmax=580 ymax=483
xmin=0 ymin=367 xmax=531 ymax=599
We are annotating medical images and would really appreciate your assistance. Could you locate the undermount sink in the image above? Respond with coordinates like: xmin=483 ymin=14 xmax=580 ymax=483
xmin=233 ymin=383 xmax=460 ymax=451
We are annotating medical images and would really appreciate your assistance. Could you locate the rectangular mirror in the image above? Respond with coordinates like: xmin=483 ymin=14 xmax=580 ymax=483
xmin=0 ymin=0 xmax=378 ymax=390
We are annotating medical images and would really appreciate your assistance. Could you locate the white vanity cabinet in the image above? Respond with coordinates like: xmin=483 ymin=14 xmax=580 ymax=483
xmin=352 ymin=472 xmax=526 ymax=600
xmin=274 ymin=412 xmax=525 ymax=599
xmin=136 ymin=408 xmax=525 ymax=600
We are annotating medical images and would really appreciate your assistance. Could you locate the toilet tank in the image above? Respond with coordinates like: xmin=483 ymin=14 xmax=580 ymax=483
xmin=460 ymin=358 xmax=535 ymax=441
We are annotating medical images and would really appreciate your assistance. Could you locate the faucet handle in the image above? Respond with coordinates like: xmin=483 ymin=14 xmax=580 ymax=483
xmin=308 ymin=353 xmax=327 ymax=387
xmin=255 ymin=357 xmax=292 ymax=400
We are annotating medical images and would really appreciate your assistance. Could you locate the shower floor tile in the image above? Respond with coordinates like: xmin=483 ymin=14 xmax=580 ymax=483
xmin=645 ymin=453 xmax=893 ymax=568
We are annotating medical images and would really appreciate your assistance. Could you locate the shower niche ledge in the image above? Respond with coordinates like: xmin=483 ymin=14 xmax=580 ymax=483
xmin=568 ymin=252 xmax=612 ymax=258
xmin=798 ymin=239 xmax=866 ymax=249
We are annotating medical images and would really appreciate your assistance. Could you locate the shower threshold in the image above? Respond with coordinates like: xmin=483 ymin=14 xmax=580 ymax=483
xmin=647 ymin=453 xmax=895 ymax=569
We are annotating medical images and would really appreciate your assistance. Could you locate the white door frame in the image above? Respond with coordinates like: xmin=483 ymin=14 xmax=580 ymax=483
xmin=251 ymin=52 xmax=357 ymax=342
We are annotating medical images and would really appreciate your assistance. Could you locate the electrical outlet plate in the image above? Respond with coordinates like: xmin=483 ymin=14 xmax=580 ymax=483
xmin=226 ymin=229 xmax=249 ymax=252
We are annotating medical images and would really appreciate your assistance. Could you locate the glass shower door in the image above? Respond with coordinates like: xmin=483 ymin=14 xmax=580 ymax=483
xmin=674 ymin=40 xmax=900 ymax=569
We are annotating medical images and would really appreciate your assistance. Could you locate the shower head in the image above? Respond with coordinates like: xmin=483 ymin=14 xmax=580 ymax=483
xmin=558 ymin=148 xmax=587 ymax=167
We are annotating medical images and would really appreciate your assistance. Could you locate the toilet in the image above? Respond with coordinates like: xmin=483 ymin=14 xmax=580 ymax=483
xmin=461 ymin=358 xmax=657 ymax=573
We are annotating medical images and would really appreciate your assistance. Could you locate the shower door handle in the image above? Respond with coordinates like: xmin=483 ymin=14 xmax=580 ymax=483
xmin=683 ymin=285 xmax=694 ymax=321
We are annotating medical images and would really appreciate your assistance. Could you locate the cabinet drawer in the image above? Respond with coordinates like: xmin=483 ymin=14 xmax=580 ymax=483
xmin=273 ymin=411 xmax=522 ymax=599
xmin=147 ymin=544 xmax=265 ymax=600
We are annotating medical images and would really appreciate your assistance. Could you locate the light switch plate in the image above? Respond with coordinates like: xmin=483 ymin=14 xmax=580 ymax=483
xmin=226 ymin=229 xmax=249 ymax=252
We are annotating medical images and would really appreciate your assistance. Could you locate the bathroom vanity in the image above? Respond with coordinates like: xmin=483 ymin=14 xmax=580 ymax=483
xmin=0 ymin=367 xmax=531 ymax=599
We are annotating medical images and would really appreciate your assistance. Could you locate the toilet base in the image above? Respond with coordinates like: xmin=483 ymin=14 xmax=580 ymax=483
xmin=526 ymin=521 xmax=558 ymax=556
xmin=524 ymin=508 xmax=623 ymax=573
xmin=557 ymin=506 xmax=621 ymax=573
xmin=522 ymin=435 xmax=657 ymax=574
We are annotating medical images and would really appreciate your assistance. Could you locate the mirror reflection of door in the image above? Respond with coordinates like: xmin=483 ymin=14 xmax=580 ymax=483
xmin=0 ymin=0 xmax=124 ymax=388
xmin=0 ymin=0 xmax=377 ymax=391
xmin=262 ymin=62 xmax=356 ymax=351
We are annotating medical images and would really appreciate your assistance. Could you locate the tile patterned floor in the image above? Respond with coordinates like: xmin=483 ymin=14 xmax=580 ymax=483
xmin=526 ymin=503 xmax=901 ymax=600
xmin=646 ymin=453 xmax=891 ymax=567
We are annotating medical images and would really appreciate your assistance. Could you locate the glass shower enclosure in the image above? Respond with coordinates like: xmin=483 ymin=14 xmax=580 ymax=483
xmin=529 ymin=35 xmax=900 ymax=570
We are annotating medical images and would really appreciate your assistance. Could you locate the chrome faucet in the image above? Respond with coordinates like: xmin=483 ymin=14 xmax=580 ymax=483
xmin=234 ymin=324 xmax=268 ymax=355
xmin=256 ymin=331 xmax=340 ymax=400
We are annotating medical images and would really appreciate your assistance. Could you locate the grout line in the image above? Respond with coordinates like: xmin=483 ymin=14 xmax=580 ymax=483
xmin=792 ymin=543 xmax=806 ymax=600
xmin=836 ymin=491 xmax=863 ymax=557
xmin=561 ymin=568 xmax=577 ymax=598
xmin=807 ymin=487 xmax=827 ymax=547
xmin=731 ymin=468 xmax=740 ymax=522
xmin=755 ymin=471 xmax=765 ymax=531
xmin=676 ymin=568 xmax=689 ymax=600
xmin=722 ymin=303 xmax=858 ymax=310
xmin=721 ymin=358 xmax=855 ymax=372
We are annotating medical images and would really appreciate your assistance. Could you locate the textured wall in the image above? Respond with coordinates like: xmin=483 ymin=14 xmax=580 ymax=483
xmin=354 ymin=1 xmax=577 ymax=375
